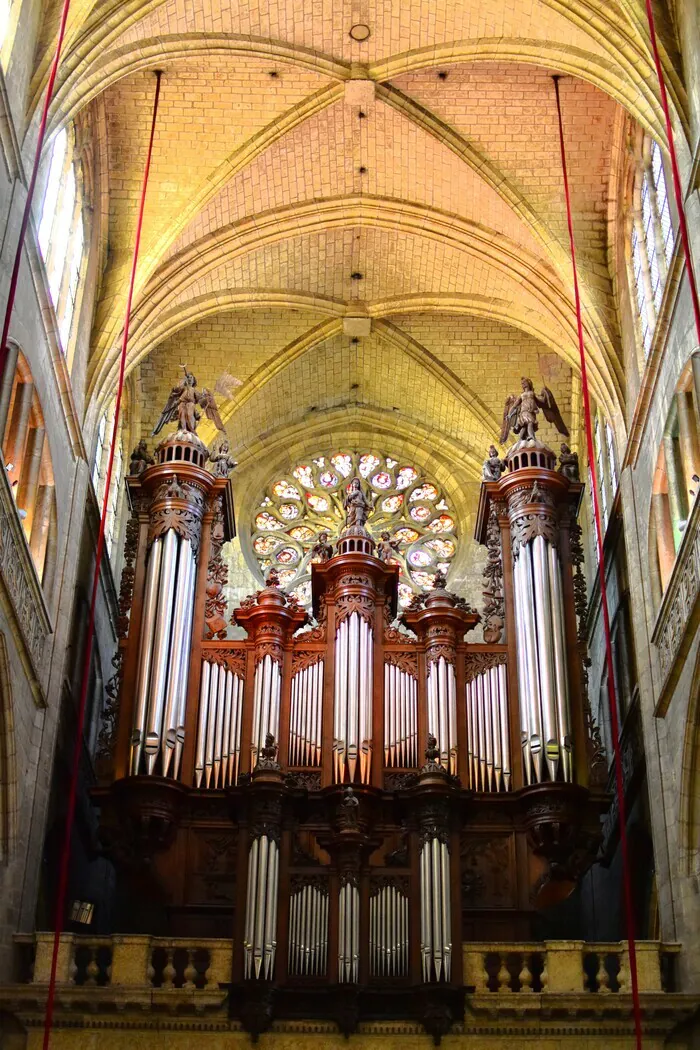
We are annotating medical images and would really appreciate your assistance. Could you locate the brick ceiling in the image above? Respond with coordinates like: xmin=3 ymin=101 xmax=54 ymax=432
xmin=32 ymin=0 xmax=685 ymax=476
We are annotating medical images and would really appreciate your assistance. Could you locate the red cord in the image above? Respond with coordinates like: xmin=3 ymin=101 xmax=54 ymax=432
xmin=41 ymin=71 xmax=162 ymax=1050
xmin=552 ymin=76 xmax=644 ymax=1048
xmin=643 ymin=0 xmax=700 ymax=344
xmin=0 ymin=0 xmax=73 ymax=379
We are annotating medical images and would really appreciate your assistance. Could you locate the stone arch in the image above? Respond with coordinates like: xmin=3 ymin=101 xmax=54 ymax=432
xmin=0 ymin=633 xmax=17 ymax=864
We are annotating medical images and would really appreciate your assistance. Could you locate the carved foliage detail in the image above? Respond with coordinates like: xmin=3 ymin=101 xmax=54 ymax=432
xmin=384 ymin=650 xmax=418 ymax=676
xmin=464 ymin=651 xmax=506 ymax=683
xmin=206 ymin=648 xmax=246 ymax=677
xmin=335 ymin=592 xmax=375 ymax=626
xmin=482 ymin=504 xmax=505 ymax=644
xmin=204 ymin=494 xmax=228 ymax=640
xmin=292 ymin=650 xmax=324 ymax=674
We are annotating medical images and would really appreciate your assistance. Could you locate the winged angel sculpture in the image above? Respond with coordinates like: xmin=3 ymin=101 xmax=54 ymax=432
xmin=500 ymin=377 xmax=569 ymax=445
xmin=152 ymin=366 xmax=226 ymax=436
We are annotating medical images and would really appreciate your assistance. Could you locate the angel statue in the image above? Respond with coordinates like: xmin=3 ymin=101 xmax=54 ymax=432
xmin=152 ymin=366 xmax=226 ymax=436
xmin=500 ymin=377 xmax=569 ymax=445
xmin=343 ymin=476 xmax=372 ymax=531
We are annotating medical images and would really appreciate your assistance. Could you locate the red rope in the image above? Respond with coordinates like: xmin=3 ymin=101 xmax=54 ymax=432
xmin=552 ymin=76 xmax=644 ymax=1048
xmin=643 ymin=0 xmax=700 ymax=344
xmin=41 ymin=70 xmax=162 ymax=1050
xmin=0 ymin=0 xmax=73 ymax=379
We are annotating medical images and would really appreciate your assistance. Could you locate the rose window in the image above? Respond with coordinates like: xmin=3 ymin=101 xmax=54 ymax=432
xmin=250 ymin=452 xmax=458 ymax=609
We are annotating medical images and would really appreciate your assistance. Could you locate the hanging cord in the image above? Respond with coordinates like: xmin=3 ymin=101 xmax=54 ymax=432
xmin=643 ymin=0 xmax=700 ymax=344
xmin=41 ymin=70 xmax=162 ymax=1050
xmin=552 ymin=76 xmax=644 ymax=1049
xmin=0 ymin=0 xmax=73 ymax=379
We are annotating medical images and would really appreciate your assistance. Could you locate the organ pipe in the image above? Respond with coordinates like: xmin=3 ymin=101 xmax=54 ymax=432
xmin=369 ymin=884 xmax=409 ymax=977
xmin=420 ymin=838 xmax=452 ymax=983
xmin=513 ymin=536 xmax=573 ymax=784
xmin=251 ymin=654 xmax=282 ymax=767
xmin=130 ymin=528 xmax=198 ymax=777
xmin=465 ymin=664 xmax=511 ymax=791
xmin=195 ymin=660 xmax=244 ymax=788
xmin=289 ymin=661 xmax=324 ymax=766
xmin=244 ymin=834 xmax=279 ymax=980
xmin=334 ymin=613 xmax=373 ymax=783
xmin=288 ymin=883 xmax=329 ymax=976
xmin=383 ymin=663 xmax=418 ymax=767
xmin=427 ymin=656 xmax=457 ymax=774
xmin=338 ymin=879 xmax=360 ymax=983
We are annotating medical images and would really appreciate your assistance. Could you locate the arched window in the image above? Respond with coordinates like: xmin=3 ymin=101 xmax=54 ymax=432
xmin=0 ymin=347 xmax=57 ymax=591
xmin=587 ymin=407 xmax=618 ymax=560
xmin=649 ymin=360 xmax=700 ymax=606
xmin=628 ymin=137 xmax=674 ymax=357
xmin=0 ymin=0 xmax=18 ymax=68
xmin=252 ymin=451 xmax=458 ymax=609
xmin=37 ymin=127 xmax=85 ymax=354
xmin=91 ymin=403 xmax=125 ymax=560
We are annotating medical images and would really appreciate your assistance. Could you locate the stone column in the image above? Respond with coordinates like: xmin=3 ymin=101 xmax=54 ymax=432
xmin=16 ymin=425 xmax=45 ymax=533
xmin=30 ymin=484 xmax=54 ymax=571
xmin=652 ymin=491 xmax=675 ymax=591
xmin=691 ymin=351 xmax=700 ymax=422
xmin=663 ymin=432 xmax=687 ymax=548
xmin=676 ymin=390 xmax=700 ymax=501
xmin=3 ymin=380 xmax=33 ymax=485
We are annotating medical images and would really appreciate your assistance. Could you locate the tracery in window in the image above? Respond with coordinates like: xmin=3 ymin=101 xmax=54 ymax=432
xmin=629 ymin=138 xmax=674 ymax=358
xmin=37 ymin=127 xmax=85 ymax=353
xmin=91 ymin=403 xmax=125 ymax=561
xmin=251 ymin=452 xmax=458 ymax=609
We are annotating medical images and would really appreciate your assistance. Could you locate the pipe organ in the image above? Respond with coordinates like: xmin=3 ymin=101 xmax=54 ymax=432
xmin=97 ymin=426 xmax=609 ymax=1042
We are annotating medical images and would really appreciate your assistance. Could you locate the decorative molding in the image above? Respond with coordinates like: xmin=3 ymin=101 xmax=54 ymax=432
xmin=292 ymin=649 xmax=324 ymax=673
xmin=335 ymin=592 xmax=375 ymax=626
xmin=204 ymin=495 xmax=228 ymax=640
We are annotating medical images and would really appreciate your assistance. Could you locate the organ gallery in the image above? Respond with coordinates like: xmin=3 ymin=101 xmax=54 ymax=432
xmin=81 ymin=373 xmax=613 ymax=1040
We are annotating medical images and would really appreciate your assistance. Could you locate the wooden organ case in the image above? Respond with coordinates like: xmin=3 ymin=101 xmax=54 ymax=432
xmin=96 ymin=429 xmax=609 ymax=1042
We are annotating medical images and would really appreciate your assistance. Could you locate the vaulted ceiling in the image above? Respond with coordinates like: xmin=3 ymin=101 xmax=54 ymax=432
xmin=30 ymin=0 xmax=689 ymax=482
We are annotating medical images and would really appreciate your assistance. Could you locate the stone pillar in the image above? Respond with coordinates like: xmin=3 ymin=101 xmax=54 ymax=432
xmin=3 ymin=380 xmax=33 ymax=486
xmin=16 ymin=425 xmax=45 ymax=533
xmin=30 ymin=483 xmax=53 ymax=571
xmin=691 ymin=351 xmax=700 ymax=423
xmin=0 ymin=341 xmax=19 ymax=447
xmin=652 ymin=491 xmax=676 ymax=591
xmin=663 ymin=432 xmax=687 ymax=548
xmin=676 ymin=390 xmax=700 ymax=501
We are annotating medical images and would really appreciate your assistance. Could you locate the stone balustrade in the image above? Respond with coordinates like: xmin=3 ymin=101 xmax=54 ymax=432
xmin=463 ymin=940 xmax=678 ymax=995
xmin=17 ymin=934 xmax=678 ymax=997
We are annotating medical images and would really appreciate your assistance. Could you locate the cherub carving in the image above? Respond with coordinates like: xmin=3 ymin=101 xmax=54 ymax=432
xmin=376 ymin=530 xmax=399 ymax=563
xmin=558 ymin=443 xmax=580 ymax=481
xmin=482 ymin=444 xmax=506 ymax=481
xmin=129 ymin=439 xmax=153 ymax=476
xmin=500 ymin=377 xmax=569 ymax=444
xmin=209 ymin=439 xmax=237 ymax=478
xmin=153 ymin=366 xmax=226 ymax=436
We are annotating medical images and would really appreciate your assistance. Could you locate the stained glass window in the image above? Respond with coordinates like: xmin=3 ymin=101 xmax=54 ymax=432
xmin=250 ymin=451 xmax=459 ymax=609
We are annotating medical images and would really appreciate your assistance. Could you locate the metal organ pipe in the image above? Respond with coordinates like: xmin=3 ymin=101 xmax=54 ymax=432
xmin=130 ymin=527 xmax=199 ymax=778
xmin=370 ymin=884 xmax=409 ymax=977
xmin=288 ymin=883 xmax=329 ymax=976
xmin=338 ymin=879 xmax=360 ymax=983
xmin=334 ymin=613 xmax=373 ymax=783
xmin=244 ymin=833 xmax=280 ymax=980
xmin=289 ymin=661 xmax=324 ymax=766
xmin=195 ymin=660 xmax=244 ymax=788
xmin=251 ymin=654 xmax=282 ymax=767
xmin=384 ymin=663 xmax=418 ymax=768
xmin=420 ymin=836 xmax=452 ymax=982
xmin=512 ymin=536 xmax=573 ymax=784
xmin=427 ymin=656 xmax=457 ymax=774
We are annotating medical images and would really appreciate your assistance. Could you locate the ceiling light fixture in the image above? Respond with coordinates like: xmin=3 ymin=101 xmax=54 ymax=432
xmin=349 ymin=23 xmax=371 ymax=41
